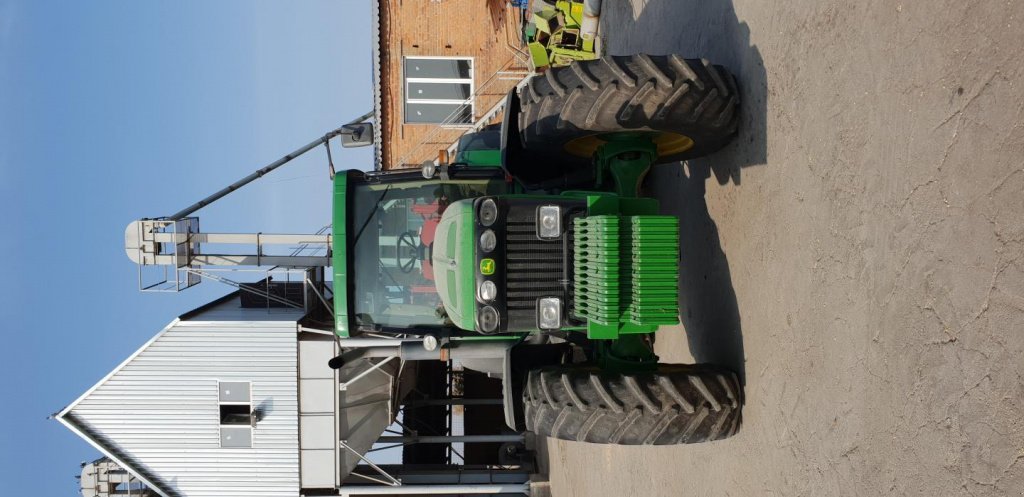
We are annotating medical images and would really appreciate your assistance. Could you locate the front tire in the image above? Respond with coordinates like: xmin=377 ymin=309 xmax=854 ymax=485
xmin=523 ymin=364 xmax=742 ymax=445
xmin=519 ymin=55 xmax=739 ymax=168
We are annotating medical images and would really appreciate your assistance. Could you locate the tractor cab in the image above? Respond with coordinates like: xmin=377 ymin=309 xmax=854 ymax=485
xmin=337 ymin=167 xmax=509 ymax=335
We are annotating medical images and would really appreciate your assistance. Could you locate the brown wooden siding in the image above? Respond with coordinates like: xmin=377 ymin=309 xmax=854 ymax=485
xmin=379 ymin=0 xmax=528 ymax=170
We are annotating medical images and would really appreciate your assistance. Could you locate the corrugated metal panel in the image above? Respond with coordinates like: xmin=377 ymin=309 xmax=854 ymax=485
xmin=63 ymin=321 xmax=299 ymax=497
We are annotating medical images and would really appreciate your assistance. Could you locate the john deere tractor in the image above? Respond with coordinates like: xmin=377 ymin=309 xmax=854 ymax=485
xmin=333 ymin=55 xmax=741 ymax=445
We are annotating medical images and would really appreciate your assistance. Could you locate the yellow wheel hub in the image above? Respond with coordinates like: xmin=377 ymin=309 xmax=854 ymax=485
xmin=563 ymin=132 xmax=695 ymax=159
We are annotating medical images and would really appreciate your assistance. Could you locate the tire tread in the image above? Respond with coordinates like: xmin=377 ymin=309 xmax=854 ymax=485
xmin=524 ymin=364 xmax=743 ymax=445
xmin=519 ymin=55 xmax=739 ymax=168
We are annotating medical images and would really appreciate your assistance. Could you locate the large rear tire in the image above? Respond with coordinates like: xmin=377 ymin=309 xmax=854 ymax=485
xmin=523 ymin=364 xmax=742 ymax=445
xmin=519 ymin=55 xmax=739 ymax=169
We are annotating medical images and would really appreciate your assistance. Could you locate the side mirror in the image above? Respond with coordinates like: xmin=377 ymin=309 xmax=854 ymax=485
xmin=340 ymin=123 xmax=374 ymax=148
xmin=421 ymin=160 xmax=437 ymax=179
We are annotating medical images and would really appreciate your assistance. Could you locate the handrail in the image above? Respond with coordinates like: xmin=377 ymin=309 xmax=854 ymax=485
xmin=393 ymin=59 xmax=527 ymax=168
xmin=391 ymin=13 xmax=529 ymax=169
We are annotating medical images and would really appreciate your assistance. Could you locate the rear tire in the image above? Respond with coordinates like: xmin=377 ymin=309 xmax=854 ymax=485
xmin=523 ymin=363 xmax=742 ymax=445
xmin=519 ymin=55 xmax=739 ymax=168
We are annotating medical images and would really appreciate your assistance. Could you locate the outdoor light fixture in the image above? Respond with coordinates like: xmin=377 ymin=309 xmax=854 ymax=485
xmin=479 ymin=198 xmax=498 ymax=226
xmin=479 ymin=229 xmax=497 ymax=252
xmin=537 ymin=205 xmax=561 ymax=239
xmin=478 ymin=280 xmax=497 ymax=303
xmin=478 ymin=306 xmax=500 ymax=333
xmin=537 ymin=297 xmax=562 ymax=330
xmin=421 ymin=160 xmax=437 ymax=179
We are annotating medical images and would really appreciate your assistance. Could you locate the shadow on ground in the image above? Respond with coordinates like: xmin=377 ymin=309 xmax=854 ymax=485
xmin=646 ymin=163 xmax=747 ymax=382
xmin=604 ymin=0 xmax=768 ymax=184
xmin=617 ymin=0 xmax=767 ymax=382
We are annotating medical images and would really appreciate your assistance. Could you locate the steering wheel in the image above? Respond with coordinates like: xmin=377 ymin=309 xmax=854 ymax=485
xmin=395 ymin=232 xmax=420 ymax=273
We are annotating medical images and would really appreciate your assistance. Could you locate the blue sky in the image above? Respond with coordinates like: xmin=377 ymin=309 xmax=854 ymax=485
xmin=0 ymin=1 xmax=372 ymax=494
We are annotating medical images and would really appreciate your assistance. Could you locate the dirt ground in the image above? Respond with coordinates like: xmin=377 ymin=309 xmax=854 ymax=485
xmin=541 ymin=1 xmax=1024 ymax=495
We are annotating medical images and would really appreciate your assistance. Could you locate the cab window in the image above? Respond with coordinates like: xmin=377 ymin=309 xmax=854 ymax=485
xmin=350 ymin=177 xmax=505 ymax=329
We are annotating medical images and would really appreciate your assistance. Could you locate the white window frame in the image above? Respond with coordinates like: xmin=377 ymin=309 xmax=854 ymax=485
xmin=403 ymin=56 xmax=475 ymax=127
xmin=218 ymin=380 xmax=253 ymax=448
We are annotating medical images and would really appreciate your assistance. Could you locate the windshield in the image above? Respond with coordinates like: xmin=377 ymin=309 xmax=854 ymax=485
xmin=351 ymin=177 xmax=505 ymax=328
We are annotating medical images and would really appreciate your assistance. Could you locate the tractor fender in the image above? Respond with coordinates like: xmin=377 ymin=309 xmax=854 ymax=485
xmin=499 ymin=87 xmax=524 ymax=182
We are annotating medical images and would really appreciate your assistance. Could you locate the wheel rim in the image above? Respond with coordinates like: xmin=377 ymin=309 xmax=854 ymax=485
xmin=563 ymin=131 xmax=695 ymax=159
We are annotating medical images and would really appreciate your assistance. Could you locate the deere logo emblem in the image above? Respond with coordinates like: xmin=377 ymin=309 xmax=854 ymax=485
xmin=480 ymin=258 xmax=496 ymax=275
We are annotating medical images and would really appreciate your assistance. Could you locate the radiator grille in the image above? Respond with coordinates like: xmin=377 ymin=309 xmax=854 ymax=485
xmin=503 ymin=204 xmax=571 ymax=329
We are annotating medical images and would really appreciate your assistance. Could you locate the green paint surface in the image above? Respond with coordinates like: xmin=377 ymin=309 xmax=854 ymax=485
xmin=332 ymin=173 xmax=349 ymax=336
xmin=432 ymin=200 xmax=478 ymax=331
xmin=455 ymin=149 xmax=502 ymax=167
xmin=574 ymin=214 xmax=679 ymax=339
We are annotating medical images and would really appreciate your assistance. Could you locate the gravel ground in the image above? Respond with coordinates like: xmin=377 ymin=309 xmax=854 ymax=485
xmin=542 ymin=1 xmax=1024 ymax=495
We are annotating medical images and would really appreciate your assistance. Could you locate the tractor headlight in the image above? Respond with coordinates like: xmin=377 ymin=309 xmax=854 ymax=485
xmin=479 ymin=198 xmax=498 ymax=227
xmin=478 ymin=305 xmax=500 ymax=333
xmin=478 ymin=280 xmax=497 ymax=303
xmin=537 ymin=297 xmax=562 ymax=330
xmin=537 ymin=205 xmax=561 ymax=239
xmin=479 ymin=229 xmax=497 ymax=253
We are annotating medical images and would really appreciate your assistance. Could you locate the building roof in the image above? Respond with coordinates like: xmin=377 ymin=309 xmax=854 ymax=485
xmin=55 ymin=292 xmax=304 ymax=497
xmin=56 ymin=319 xmax=183 ymax=497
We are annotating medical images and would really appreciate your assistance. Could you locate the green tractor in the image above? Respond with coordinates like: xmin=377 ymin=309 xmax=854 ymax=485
xmin=334 ymin=54 xmax=741 ymax=445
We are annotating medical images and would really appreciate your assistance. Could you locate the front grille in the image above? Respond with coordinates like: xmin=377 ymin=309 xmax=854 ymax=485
xmin=503 ymin=203 xmax=573 ymax=329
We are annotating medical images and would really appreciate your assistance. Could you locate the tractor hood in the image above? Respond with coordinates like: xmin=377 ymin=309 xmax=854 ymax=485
xmin=432 ymin=199 xmax=477 ymax=331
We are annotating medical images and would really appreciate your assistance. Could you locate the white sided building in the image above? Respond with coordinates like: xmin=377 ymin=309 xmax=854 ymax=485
xmin=55 ymin=291 xmax=376 ymax=497
xmin=56 ymin=289 xmax=531 ymax=497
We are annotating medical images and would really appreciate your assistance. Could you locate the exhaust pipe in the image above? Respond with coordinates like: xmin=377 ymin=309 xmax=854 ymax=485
xmin=581 ymin=0 xmax=602 ymax=50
